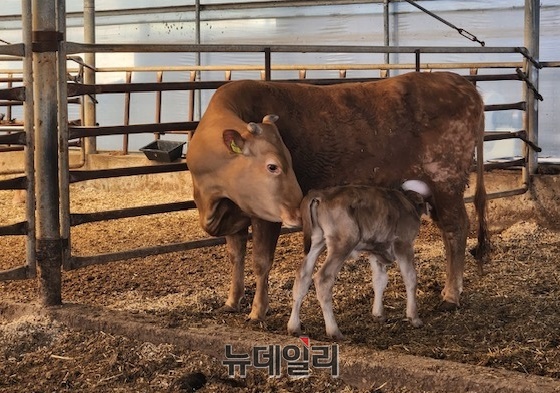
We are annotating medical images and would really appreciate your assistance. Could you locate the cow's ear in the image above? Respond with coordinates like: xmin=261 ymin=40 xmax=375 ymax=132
xmin=223 ymin=129 xmax=245 ymax=154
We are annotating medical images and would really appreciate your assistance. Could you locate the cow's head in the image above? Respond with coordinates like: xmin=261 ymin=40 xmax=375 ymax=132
xmin=216 ymin=114 xmax=303 ymax=227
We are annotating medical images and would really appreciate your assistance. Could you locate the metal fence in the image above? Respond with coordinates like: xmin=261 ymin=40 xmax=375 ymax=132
xmin=0 ymin=0 xmax=549 ymax=307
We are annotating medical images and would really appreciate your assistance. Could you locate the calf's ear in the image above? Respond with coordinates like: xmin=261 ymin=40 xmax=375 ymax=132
xmin=223 ymin=129 xmax=245 ymax=154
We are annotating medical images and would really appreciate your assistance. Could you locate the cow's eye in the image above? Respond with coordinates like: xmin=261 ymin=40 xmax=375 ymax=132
xmin=267 ymin=163 xmax=280 ymax=174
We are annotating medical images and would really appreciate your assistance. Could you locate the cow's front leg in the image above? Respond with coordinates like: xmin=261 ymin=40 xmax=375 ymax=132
xmin=223 ymin=228 xmax=249 ymax=312
xmin=248 ymin=219 xmax=281 ymax=321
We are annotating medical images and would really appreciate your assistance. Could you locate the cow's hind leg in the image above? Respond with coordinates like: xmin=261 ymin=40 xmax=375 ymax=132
xmin=247 ymin=219 xmax=281 ymax=321
xmin=433 ymin=191 xmax=469 ymax=310
xmin=287 ymin=235 xmax=325 ymax=336
xmin=223 ymin=228 xmax=249 ymax=312
xmin=394 ymin=241 xmax=422 ymax=327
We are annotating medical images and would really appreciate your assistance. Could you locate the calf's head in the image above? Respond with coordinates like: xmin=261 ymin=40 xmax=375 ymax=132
xmin=219 ymin=114 xmax=303 ymax=226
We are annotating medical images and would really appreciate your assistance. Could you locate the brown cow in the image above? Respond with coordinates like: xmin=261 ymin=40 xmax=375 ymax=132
xmin=186 ymin=71 xmax=490 ymax=321
xmin=287 ymin=180 xmax=431 ymax=340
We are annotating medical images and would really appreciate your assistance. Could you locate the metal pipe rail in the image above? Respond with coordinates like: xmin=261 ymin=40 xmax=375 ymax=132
xmin=68 ymin=162 xmax=186 ymax=183
xmin=67 ymin=227 xmax=301 ymax=270
xmin=70 ymin=201 xmax=196 ymax=226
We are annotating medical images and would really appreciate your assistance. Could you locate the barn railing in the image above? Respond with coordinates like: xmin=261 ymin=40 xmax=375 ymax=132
xmin=0 ymin=43 xmax=547 ymax=308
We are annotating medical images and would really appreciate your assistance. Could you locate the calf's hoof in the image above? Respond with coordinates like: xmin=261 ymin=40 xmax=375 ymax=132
xmin=327 ymin=330 xmax=345 ymax=342
xmin=409 ymin=317 xmax=424 ymax=328
xmin=287 ymin=327 xmax=302 ymax=337
xmin=372 ymin=314 xmax=386 ymax=324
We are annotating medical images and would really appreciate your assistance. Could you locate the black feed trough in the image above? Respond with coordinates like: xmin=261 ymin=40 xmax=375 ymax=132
xmin=140 ymin=140 xmax=186 ymax=162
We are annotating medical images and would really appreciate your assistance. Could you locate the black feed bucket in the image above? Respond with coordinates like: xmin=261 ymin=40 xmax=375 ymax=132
xmin=140 ymin=140 xmax=186 ymax=162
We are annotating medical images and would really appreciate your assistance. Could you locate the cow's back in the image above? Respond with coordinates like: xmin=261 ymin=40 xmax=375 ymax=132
xmin=213 ymin=72 xmax=483 ymax=194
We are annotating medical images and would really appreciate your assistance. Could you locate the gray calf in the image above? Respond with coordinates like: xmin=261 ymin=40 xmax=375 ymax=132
xmin=287 ymin=181 xmax=430 ymax=340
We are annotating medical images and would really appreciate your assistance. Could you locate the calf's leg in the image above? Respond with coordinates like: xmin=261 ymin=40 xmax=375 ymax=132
xmin=394 ymin=241 xmax=423 ymax=327
xmin=287 ymin=234 xmax=325 ymax=336
xmin=314 ymin=243 xmax=350 ymax=341
xmin=369 ymin=255 xmax=389 ymax=323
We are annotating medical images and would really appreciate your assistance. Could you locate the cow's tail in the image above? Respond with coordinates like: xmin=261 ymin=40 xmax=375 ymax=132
xmin=301 ymin=195 xmax=320 ymax=255
xmin=471 ymin=112 xmax=492 ymax=273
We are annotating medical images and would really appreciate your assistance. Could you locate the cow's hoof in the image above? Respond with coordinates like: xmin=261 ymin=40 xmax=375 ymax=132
xmin=218 ymin=304 xmax=238 ymax=313
xmin=437 ymin=300 xmax=459 ymax=312
xmin=245 ymin=317 xmax=268 ymax=330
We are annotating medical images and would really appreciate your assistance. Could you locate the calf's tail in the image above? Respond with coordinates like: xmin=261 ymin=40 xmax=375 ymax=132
xmin=301 ymin=195 xmax=320 ymax=255
xmin=470 ymin=113 xmax=492 ymax=272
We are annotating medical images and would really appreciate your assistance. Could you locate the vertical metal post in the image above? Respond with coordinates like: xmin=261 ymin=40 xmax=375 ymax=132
xmin=33 ymin=0 xmax=62 ymax=306
xmin=22 ymin=0 xmax=36 ymax=278
xmin=123 ymin=71 xmax=131 ymax=154
xmin=383 ymin=0 xmax=390 ymax=77
xmin=195 ymin=0 xmax=201 ymax=120
xmin=524 ymin=0 xmax=539 ymax=176
xmin=155 ymin=71 xmax=163 ymax=140
xmin=57 ymin=0 xmax=70 ymax=270
xmin=264 ymin=48 xmax=271 ymax=81
xmin=84 ymin=0 xmax=97 ymax=154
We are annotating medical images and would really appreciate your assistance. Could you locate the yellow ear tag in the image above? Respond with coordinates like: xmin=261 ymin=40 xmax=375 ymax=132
xmin=230 ymin=140 xmax=243 ymax=154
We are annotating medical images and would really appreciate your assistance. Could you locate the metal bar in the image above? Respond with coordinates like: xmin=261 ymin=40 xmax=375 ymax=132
xmin=68 ymin=237 xmax=228 ymax=270
xmin=0 ymin=146 xmax=24 ymax=153
xmin=123 ymin=71 xmax=132 ymax=154
xmin=0 ymin=44 xmax=25 ymax=57
xmin=484 ymin=158 xmax=526 ymax=171
xmin=67 ymin=80 xmax=227 ymax=96
xmin=383 ymin=0 xmax=390 ymax=75
xmin=484 ymin=130 xmax=527 ymax=141
xmin=93 ymin=61 xmax=528 ymax=72
xmin=484 ymin=102 xmax=526 ymax=111
xmin=70 ymin=201 xmax=197 ymax=226
xmin=65 ymin=73 xmax=521 ymax=97
xmin=464 ymin=186 xmax=528 ymax=204
xmin=33 ymin=0 xmax=62 ymax=306
xmin=0 ymin=221 xmax=27 ymax=236
xmin=155 ymin=71 xmax=163 ymax=140
xmin=0 ymin=265 xmax=29 ymax=281
xmin=6 ymin=73 xmax=13 ymax=124
xmin=402 ymin=0 xmax=485 ymax=46
xmin=69 ymin=162 xmax=187 ymax=183
xmin=57 ymin=0 xmax=71 ymax=272
xmin=525 ymin=0 xmax=539 ymax=175
xmin=264 ymin=47 xmax=271 ymax=81
xmin=0 ymin=131 xmax=26 ymax=145
xmin=67 ymin=227 xmax=300 ymax=270
xmin=65 ymin=42 xmax=530 ymax=55
xmin=0 ymin=176 xmax=26 ymax=190
xmin=69 ymin=121 xmax=199 ymax=139
xmin=83 ymin=0 xmax=96 ymax=154
xmin=0 ymin=87 xmax=26 ymax=101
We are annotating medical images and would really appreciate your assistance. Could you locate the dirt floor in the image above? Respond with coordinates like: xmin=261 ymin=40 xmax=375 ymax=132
xmin=0 ymin=169 xmax=559 ymax=392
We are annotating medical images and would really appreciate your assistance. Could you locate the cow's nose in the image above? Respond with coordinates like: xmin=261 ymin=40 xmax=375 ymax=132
xmin=281 ymin=206 xmax=302 ymax=228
